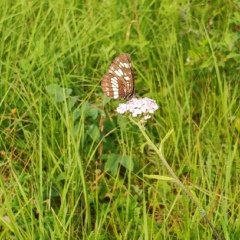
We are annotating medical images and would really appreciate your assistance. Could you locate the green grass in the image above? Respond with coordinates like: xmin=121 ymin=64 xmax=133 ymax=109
xmin=0 ymin=0 xmax=239 ymax=239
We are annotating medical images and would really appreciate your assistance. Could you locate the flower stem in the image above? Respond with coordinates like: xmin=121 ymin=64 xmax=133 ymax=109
xmin=130 ymin=117 xmax=222 ymax=240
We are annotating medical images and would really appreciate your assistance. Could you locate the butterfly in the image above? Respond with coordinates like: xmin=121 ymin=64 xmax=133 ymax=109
xmin=101 ymin=53 xmax=135 ymax=99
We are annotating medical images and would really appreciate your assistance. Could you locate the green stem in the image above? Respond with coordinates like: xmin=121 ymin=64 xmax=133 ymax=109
xmin=130 ymin=117 xmax=222 ymax=240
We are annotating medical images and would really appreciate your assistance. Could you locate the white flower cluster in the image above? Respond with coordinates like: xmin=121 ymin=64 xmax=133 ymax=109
xmin=116 ymin=97 xmax=158 ymax=120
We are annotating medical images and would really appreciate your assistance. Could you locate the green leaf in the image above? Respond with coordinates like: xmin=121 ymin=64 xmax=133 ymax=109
xmin=119 ymin=155 xmax=134 ymax=171
xmin=73 ymin=108 xmax=81 ymax=121
xmin=88 ymin=108 xmax=99 ymax=119
xmin=144 ymin=174 xmax=175 ymax=182
xmin=45 ymin=83 xmax=72 ymax=103
xmin=117 ymin=114 xmax=129 ymax=130
xmin=102 ymin=154 xmax=120 ymax=176
xmin=45 ymin=83 xmax=62 ymax=94
xmin=69 ymin=96 xmax=79 ymax=108
xmin=86 ymin=124 xmax=101 ymax=142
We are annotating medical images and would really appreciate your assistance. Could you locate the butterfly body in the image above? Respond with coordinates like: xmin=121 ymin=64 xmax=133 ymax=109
xmin=101 ymin=53 xmax=135 ymax=99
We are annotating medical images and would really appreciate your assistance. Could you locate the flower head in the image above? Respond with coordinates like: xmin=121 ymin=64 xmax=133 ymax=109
xmin=116 ymin=97 xmax=158 ymax=120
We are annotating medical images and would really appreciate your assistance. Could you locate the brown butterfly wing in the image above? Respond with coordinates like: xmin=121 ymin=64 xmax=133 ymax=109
xmin=101 ymin=53 xmax=134 ymax=99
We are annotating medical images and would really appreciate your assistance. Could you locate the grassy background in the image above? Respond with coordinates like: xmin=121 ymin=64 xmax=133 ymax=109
xmin=0 ymin=0 xmax=239 ymax=239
